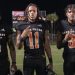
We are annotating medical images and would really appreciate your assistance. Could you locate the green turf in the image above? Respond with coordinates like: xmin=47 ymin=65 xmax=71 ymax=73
xmin=8 ymin=45 xmax=64 ymax=75
xmin=51 ymin=45 xmax=63 ymax=75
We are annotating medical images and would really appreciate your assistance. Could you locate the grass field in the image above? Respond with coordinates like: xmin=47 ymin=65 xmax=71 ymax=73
xmin=9 ymin=45 xmax=64 ymax=75
xmin=51 ymin=45 xmax=63 ymax=75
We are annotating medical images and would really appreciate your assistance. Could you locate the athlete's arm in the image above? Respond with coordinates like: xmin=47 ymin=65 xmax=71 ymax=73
xmin=21 ymin=26 xmax=30 ymax=38
xmin=16 ymin=30 xmax=23 ymax=49
xmin=56 ymin=31 xmax=69 ymax=49
xmin=16 ymin=26 xmax=30 ymax=49
xmin=44 ymin=30 xmax=53 ymax=70
xmin=56 ymin=31 xmax=63 ymax=49
xmin=7 ymin=34 xmax=17 ymax=70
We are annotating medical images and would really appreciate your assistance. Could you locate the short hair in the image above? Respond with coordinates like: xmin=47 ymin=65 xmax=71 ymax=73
xmin=25 ymin=3 xmax=40 ymax=20
xmin=65 ymin=4 xmax=75 ymax=13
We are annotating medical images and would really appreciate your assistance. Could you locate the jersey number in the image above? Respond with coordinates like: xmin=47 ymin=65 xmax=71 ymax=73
xmin=29 ymin=32 xmax=39 ymax=49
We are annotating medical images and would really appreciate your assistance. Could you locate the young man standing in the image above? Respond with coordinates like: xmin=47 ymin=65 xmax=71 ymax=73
xmin=16 ymin=3 xmax=53 ymax=75
xmin=56 ymin=4 xmax=75 ymax=75
xmin=0 ymin=15 xmax=17 ymax=75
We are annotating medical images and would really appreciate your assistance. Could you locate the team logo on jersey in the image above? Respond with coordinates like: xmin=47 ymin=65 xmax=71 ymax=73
xmin=37 ymin=24 xmax=42 ymax=27
xmin=0 ymin=28 xmax=6 ymax=39
xmin=0 ymin=33 xmax=5 ymax=39
xmin=0 ymin=28 xmax=5 ymax=31
xmin=62 ymin=29 xmax=75 ymax=34
xmin=31 ymin=28 xmax=42 ymax=32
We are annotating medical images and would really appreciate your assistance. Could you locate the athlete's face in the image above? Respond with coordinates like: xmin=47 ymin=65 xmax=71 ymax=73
xmin=66 ymin=9 xmax=75 ymax=22
xmin=28 ymin=6 xmax=38 ymax=21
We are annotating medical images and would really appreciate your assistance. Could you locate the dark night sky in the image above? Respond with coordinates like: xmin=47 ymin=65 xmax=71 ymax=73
xmin=1 ymin=0 xmax=75 ymax=18
xmin=0 ymin=0 xmax=75 ymax=27
xmin=10 ymin=0 xmax=75 ymax=19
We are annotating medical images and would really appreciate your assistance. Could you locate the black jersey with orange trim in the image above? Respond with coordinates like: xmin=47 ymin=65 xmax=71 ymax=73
xmin=0 ymin=25 xmax=12 ymax=60
xmin=57 ymin=20 xmax=75 ymax=53
xmin=56 ymin=20 xmax=75 ymax=62
xmin=16 ymin=20 xmax=49 ymax=56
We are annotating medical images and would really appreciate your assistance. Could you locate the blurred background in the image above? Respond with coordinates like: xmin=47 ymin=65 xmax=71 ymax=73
xmin=1 ymin=0 xmax=75 ymax=75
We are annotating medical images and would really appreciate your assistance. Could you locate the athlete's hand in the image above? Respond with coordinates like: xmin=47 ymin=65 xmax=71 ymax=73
xmin=21 ymin=26 xmax=30 ymax=38
xmin=10 ymin=64 xmax=17 ymax=75
xmin=70 ymin=34 xmax=75 ymax=38
xmin=64 ymin=33 xmax=71 ymax=41
xmin=47 ymin=63 xmax=53 ymax=70
xmin=11 ymin=63 xmax=17 ymax=72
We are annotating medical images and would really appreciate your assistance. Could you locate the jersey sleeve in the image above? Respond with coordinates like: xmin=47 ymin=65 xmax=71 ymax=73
xmin=43 ymin=21 xmax=50 ymax=32
xmin=46 ymin=21 xmax=51 ymax=33
xmin=5 ymin=26 xmax=13 ymax=36
xmin=55 ymin=20 xmax=63 ymax=33
xmin=16 ymin=22 xmax=23 ymax=31
xmin=16 ymin=22 xmax=27 ymax=31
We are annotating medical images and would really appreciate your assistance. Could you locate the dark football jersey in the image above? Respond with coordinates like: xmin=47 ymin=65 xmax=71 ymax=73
xmin=57 ymin=20 xmax=75 ymax=52
xmin=17 ymin=20 xmax=49 ymax=56
xmin=57 ymin=20 xmax=75 ymax=62
xmin=0 ymin=25 xmax=12 ymax=60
